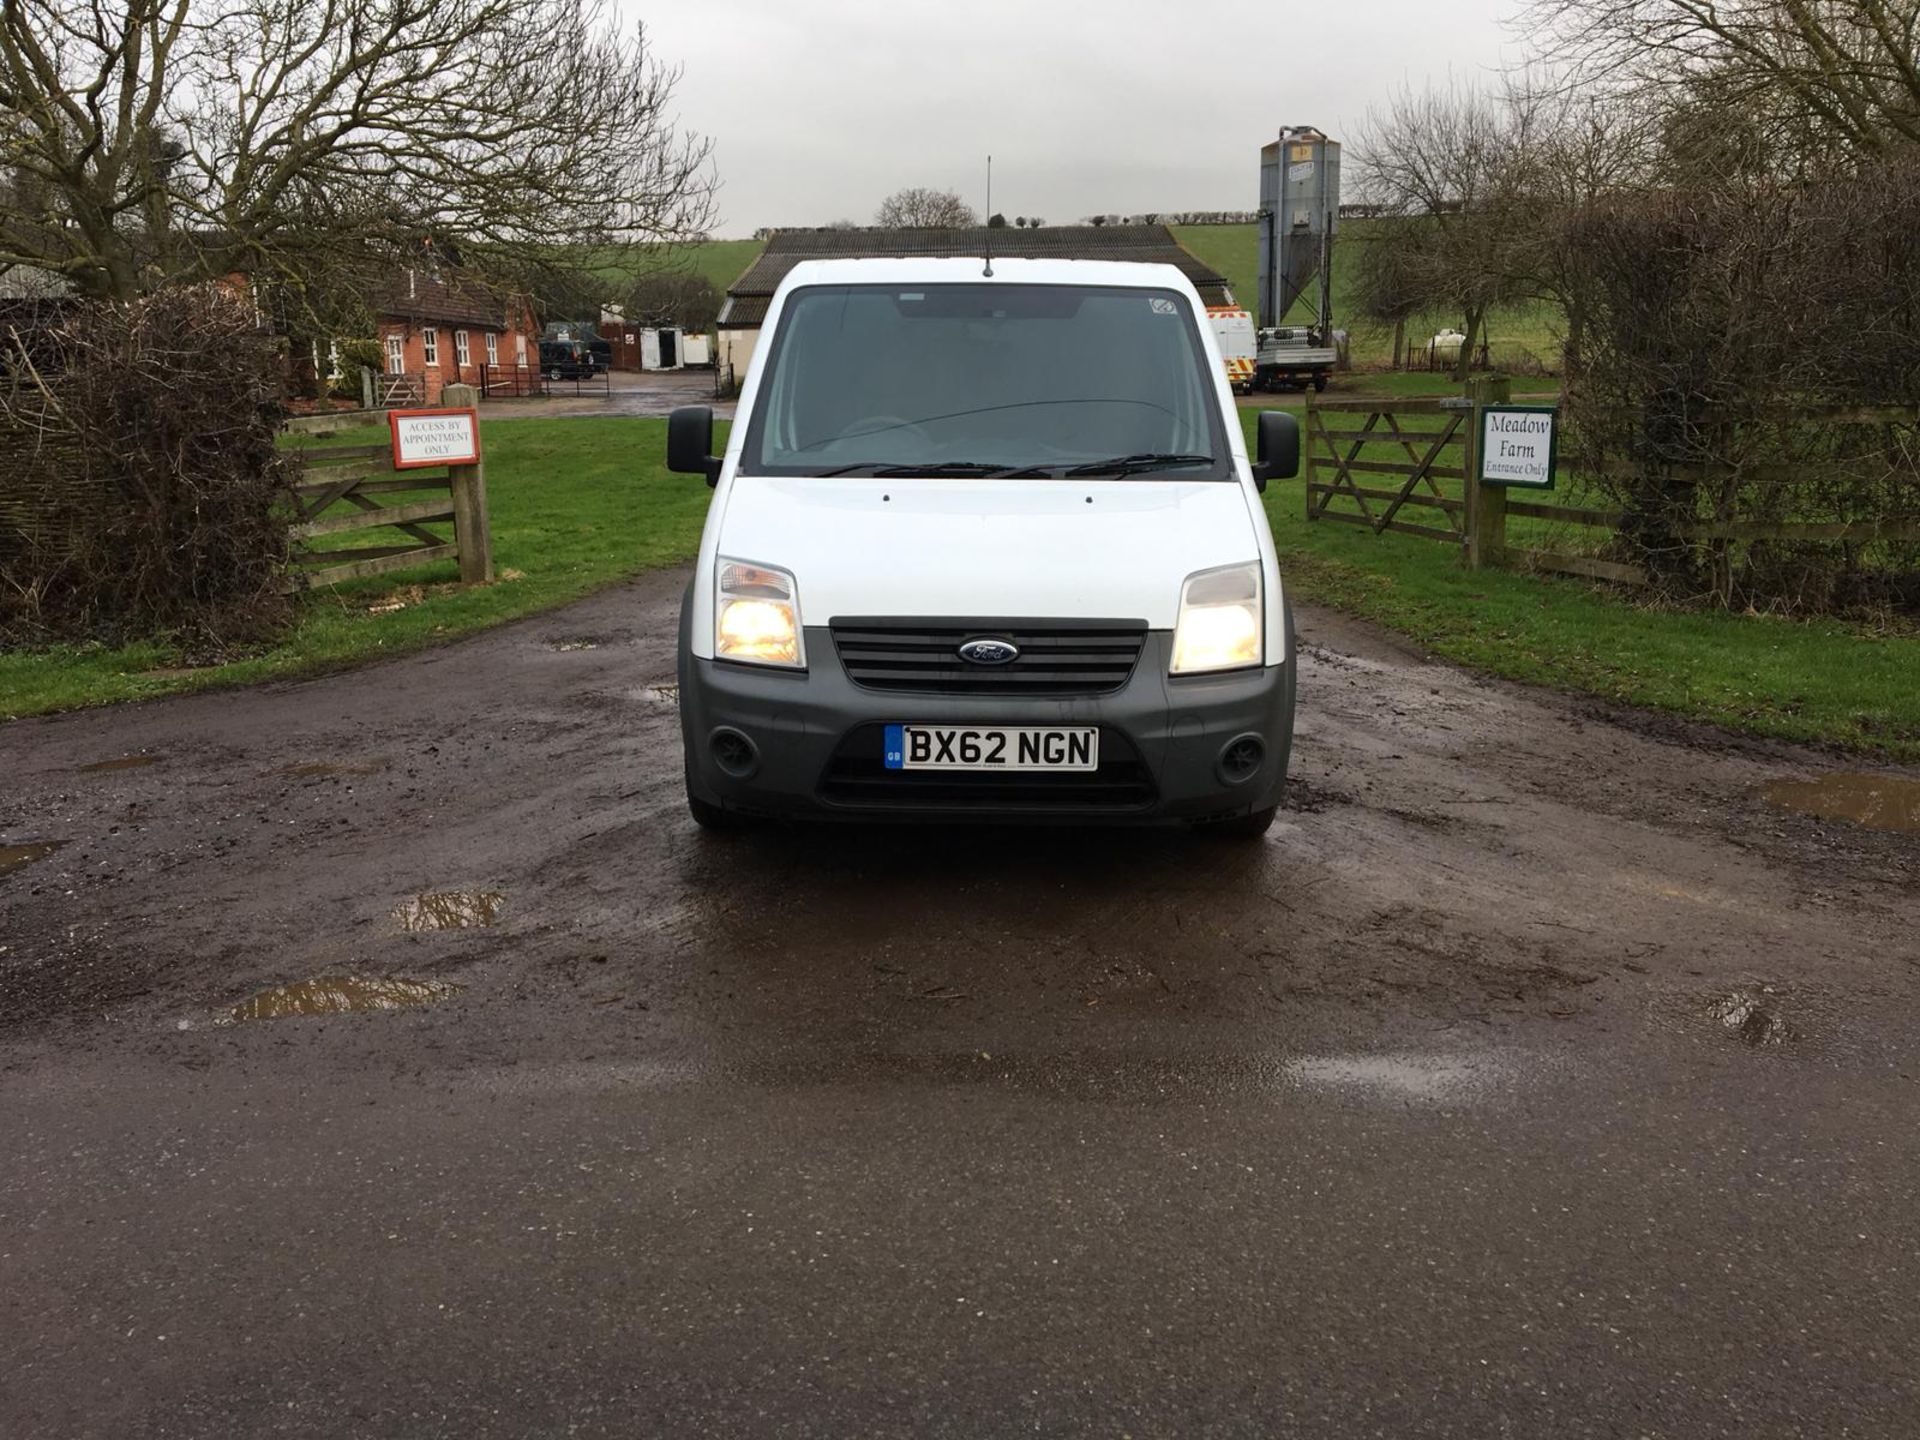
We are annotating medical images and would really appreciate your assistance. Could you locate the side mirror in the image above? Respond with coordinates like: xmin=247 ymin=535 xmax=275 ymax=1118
xmin=667 ymin=405 xmax=722 ymax=485
xmin=1250 ymin=411 xmax=1299 ymax=491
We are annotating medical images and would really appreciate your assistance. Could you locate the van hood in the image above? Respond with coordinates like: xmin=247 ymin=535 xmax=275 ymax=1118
xmin=714 ymin=475 xmax=1263 ymax=629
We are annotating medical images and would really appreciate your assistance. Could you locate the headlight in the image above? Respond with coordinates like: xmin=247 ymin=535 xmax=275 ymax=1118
xmin=1170 ymin=561 xmax=1262 ymax=674
xmin=715 ymin=559 xmax=804 ymax=667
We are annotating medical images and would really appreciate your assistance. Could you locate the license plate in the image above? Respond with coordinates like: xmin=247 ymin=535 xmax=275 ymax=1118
xmin=884 ymin=724 xmax=1099 ymax=772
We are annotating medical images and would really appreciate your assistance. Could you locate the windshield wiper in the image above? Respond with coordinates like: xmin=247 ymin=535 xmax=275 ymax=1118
xmin=1059 ymin=452 xmax=1217 ymax=478
xmin=810 ymin=461 xmax=1018 ymax=478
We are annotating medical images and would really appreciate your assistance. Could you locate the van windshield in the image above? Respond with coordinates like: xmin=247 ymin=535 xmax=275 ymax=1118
xmin=743 ymin=283 xmax=1229 ymax=478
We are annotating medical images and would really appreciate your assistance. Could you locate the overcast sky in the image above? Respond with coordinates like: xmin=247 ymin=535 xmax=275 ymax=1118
xmin=625 ymin=0 xmax=1520 ymax=236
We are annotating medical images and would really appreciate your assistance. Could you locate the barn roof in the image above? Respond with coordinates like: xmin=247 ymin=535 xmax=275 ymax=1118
xmin=717 ymin=225 xmax=1234 ymax=328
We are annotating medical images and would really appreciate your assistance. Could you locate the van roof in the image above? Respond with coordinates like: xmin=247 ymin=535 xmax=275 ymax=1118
xmin=772 ymin=255 xmax=1204 ymax=296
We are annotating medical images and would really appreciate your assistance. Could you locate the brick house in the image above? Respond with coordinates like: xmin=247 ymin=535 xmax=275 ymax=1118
xmin=371 ymin=268 xmax=540 ymax=404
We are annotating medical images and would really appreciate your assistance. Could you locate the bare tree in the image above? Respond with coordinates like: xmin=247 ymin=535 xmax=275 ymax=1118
xmin=873 ymin=187 xmax=977 ymax=227
xmin=0 ymin=0 xmax=715 ymax=317
xmin=1353 ymin=83 xmax=1532 ymax=379
xmin=1500 ymin=81 xmax=1662 ymax=370
xmin=1525 ymin=0 xmax=1920 ymax=161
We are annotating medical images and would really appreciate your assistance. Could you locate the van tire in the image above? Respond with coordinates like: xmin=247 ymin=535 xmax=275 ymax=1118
xmin=1199 ymin=806 xmax=1278 ymax=840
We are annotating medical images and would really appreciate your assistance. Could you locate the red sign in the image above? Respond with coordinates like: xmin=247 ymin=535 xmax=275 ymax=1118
xmin=389 ymin=407 xmax=481 ymax=469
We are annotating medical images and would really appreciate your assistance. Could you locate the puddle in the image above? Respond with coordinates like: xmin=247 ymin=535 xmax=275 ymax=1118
xmin=224 ymin=975 xmax=460 ymax=1022
xmin=1765 ymin=773 xmax=1920 ymax=834
xmin=1283 ymin=1051 xmax=1505 ymax=1104
xmin=393 ymin=890 xmax=505 ymax=932
xmin=1710 ymin=991 xmax=1791 ymax=1046
xmin=280 ymin=759 xmax=389 ymax=779
xmin=77 ymin=754 xmax=160 ymax=773
xmin=644 ymin=683 xmax=679 ymax=707
xmin=0 ymin=840 xmax=66 ymax=878
xmin=551 ymin=638 xmax=600 ymax=652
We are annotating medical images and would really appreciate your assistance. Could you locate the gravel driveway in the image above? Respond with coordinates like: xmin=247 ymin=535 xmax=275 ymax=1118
xmin=3 ymin=572 xmax=1916 ymax=1437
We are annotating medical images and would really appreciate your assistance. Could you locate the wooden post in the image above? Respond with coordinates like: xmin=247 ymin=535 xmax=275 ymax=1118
xmin=1463 ymin=373 xmax=1511 ymax=570
xmin=1303 ymin=387 xmax=1318 ymax=520
xmin=439 ymin=383 xmax=493 ymax=583
xmin=360 ymin=365 xmax=374 ymax=410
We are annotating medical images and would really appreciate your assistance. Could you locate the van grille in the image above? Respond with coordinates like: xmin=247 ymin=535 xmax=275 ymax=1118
xmin=830 ymin=618 xmax=1147 ymax=695
xmin=818 ymin=725 xmax=1156 ymax=810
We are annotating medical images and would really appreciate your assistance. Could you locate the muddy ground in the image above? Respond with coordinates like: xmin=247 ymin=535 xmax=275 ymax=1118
xmin=3 ymin=571 xmax=1918 ymax=1437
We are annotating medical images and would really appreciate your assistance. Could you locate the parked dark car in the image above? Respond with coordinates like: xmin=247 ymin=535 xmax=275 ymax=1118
xmin=587 ymin=339 xmax=612 ymax=374
xmin=538 ymin=339 xmax=592 ymax=380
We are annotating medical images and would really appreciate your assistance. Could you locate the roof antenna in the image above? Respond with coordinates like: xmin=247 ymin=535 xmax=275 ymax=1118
xmin=983 ymin=155 xmax=994 ymax=277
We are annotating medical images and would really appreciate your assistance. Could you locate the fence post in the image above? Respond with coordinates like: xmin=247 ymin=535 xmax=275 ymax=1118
xmin=360 ymin=365 xmax=374 ymax=410
xmin=1303 ymin=387 xmax=1318 ymax=520
xmin=1463 ymin=373 xmax=1512 ymax=569
xmin=439 ymin=382 xmax=494 ymax=584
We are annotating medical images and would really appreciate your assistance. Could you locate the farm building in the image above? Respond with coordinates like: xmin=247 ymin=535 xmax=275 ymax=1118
xmin=715 ymin=225 xmax=1237 ymax=384
xmin=599 ymin=310 xmax=712 ymax=371
xmin=365 ymin=268 xmax=541 ymax=405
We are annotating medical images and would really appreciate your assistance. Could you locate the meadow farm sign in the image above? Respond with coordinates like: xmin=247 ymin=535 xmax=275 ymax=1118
xmin=1479 ymin=405 xmax=1557 ymax=489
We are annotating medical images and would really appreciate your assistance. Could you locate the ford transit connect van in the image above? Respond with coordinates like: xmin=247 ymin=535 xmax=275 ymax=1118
xmin=666 ymin=257 xmax=1300 ymax=837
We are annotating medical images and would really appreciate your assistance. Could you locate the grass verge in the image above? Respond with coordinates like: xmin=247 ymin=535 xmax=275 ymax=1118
xmin=1243 ymin=409 xmax=1920 ymax=760
xmin=7 ymin=404 xmax=1914 ymax=763
xmin=0 ymin=417 xmax=718 ymax=719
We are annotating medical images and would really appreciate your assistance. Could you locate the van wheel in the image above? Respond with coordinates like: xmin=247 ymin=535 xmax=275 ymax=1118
xmin=1197 ymin=806 xmax=1277 ymax=840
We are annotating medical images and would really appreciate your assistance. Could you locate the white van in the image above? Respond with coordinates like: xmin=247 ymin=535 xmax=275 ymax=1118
xmin=666 ymin=257 xmax=1300 ymax=837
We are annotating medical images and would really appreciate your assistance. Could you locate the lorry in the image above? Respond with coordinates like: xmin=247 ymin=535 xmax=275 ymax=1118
xmin=665 ymin=256 xmax=1302 ymax=838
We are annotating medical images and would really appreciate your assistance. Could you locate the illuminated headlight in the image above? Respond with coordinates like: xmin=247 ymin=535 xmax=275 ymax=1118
xmin=1170 ymin=561 xmax=1262 ymax=674
xmin=715 ymin=559 xmax=804 ymax=667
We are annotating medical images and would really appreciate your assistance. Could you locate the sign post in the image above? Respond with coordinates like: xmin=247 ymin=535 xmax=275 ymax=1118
xmin=391 ymin=394 xmax=492 ymax=583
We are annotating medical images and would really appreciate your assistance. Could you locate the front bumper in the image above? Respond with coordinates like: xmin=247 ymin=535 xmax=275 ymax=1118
xmin=678 ymin=614 xmax=1296 ymax=825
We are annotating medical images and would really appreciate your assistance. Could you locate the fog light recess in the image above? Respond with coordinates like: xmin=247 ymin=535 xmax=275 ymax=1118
xmin=709 ymin=727 xmax=759 ymax=779
xmin=1217 ymin=733 xmax=1265 ymax=785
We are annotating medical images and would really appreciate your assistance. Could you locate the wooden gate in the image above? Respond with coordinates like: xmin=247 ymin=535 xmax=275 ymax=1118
xmin=287 ymin=441 xmax=490 ymax=590
xmin=1304 ymin=395 xmax=1471 ymax=549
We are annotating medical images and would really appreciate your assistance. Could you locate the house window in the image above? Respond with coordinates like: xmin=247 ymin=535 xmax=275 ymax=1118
xmin=385 ymin=334 xmax=404 ymax=374
xmin=515 ymin=334 xmax=527 ymax=366
xmin=455 ymin=330 xmax=470 ymax=368
xmin=485 ymin=332 xmax=498 ymax=366
xmin=422 ymin=327 xmax=439 ymax=366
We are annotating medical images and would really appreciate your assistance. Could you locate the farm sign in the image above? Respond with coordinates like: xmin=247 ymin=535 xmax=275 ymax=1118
xmin=389 ymin=408 xmax=481 ymax=470
xmin=1479 ymin=405 xmax=1557 ymax=489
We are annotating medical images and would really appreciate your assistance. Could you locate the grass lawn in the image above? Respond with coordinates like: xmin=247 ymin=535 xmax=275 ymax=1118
xmin=0 ymin=417 xmax=719 ymax=719
xmin=1241 ymin=407 xmax=1920 ymax=760
xmin=5 ymin=399 xmax=1913 ymax=762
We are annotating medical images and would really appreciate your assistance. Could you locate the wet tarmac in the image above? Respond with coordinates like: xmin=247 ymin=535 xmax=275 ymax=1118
xmin=2 ymin=568 xmax=1918 ymax=1437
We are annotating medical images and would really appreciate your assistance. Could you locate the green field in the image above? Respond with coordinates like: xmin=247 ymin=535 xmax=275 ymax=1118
xmin=675 ymin=226 xmax=1560 ymax=372
xmin=6 ymin=395 xmax=1915 ymax=760
xmin=0 ymin=418 xmax=719 ymax=719
xmin=1173 ymin=221 xmax=1563 ymax=372
xmin=674 ymin=237 xmax=764 ymax=295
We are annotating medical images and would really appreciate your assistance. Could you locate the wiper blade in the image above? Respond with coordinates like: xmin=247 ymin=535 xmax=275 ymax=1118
xmin=1060 ymin=452 xmax=1216 ymax=478
xmin=809 ymin=461 xmax=1018 ymax=477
